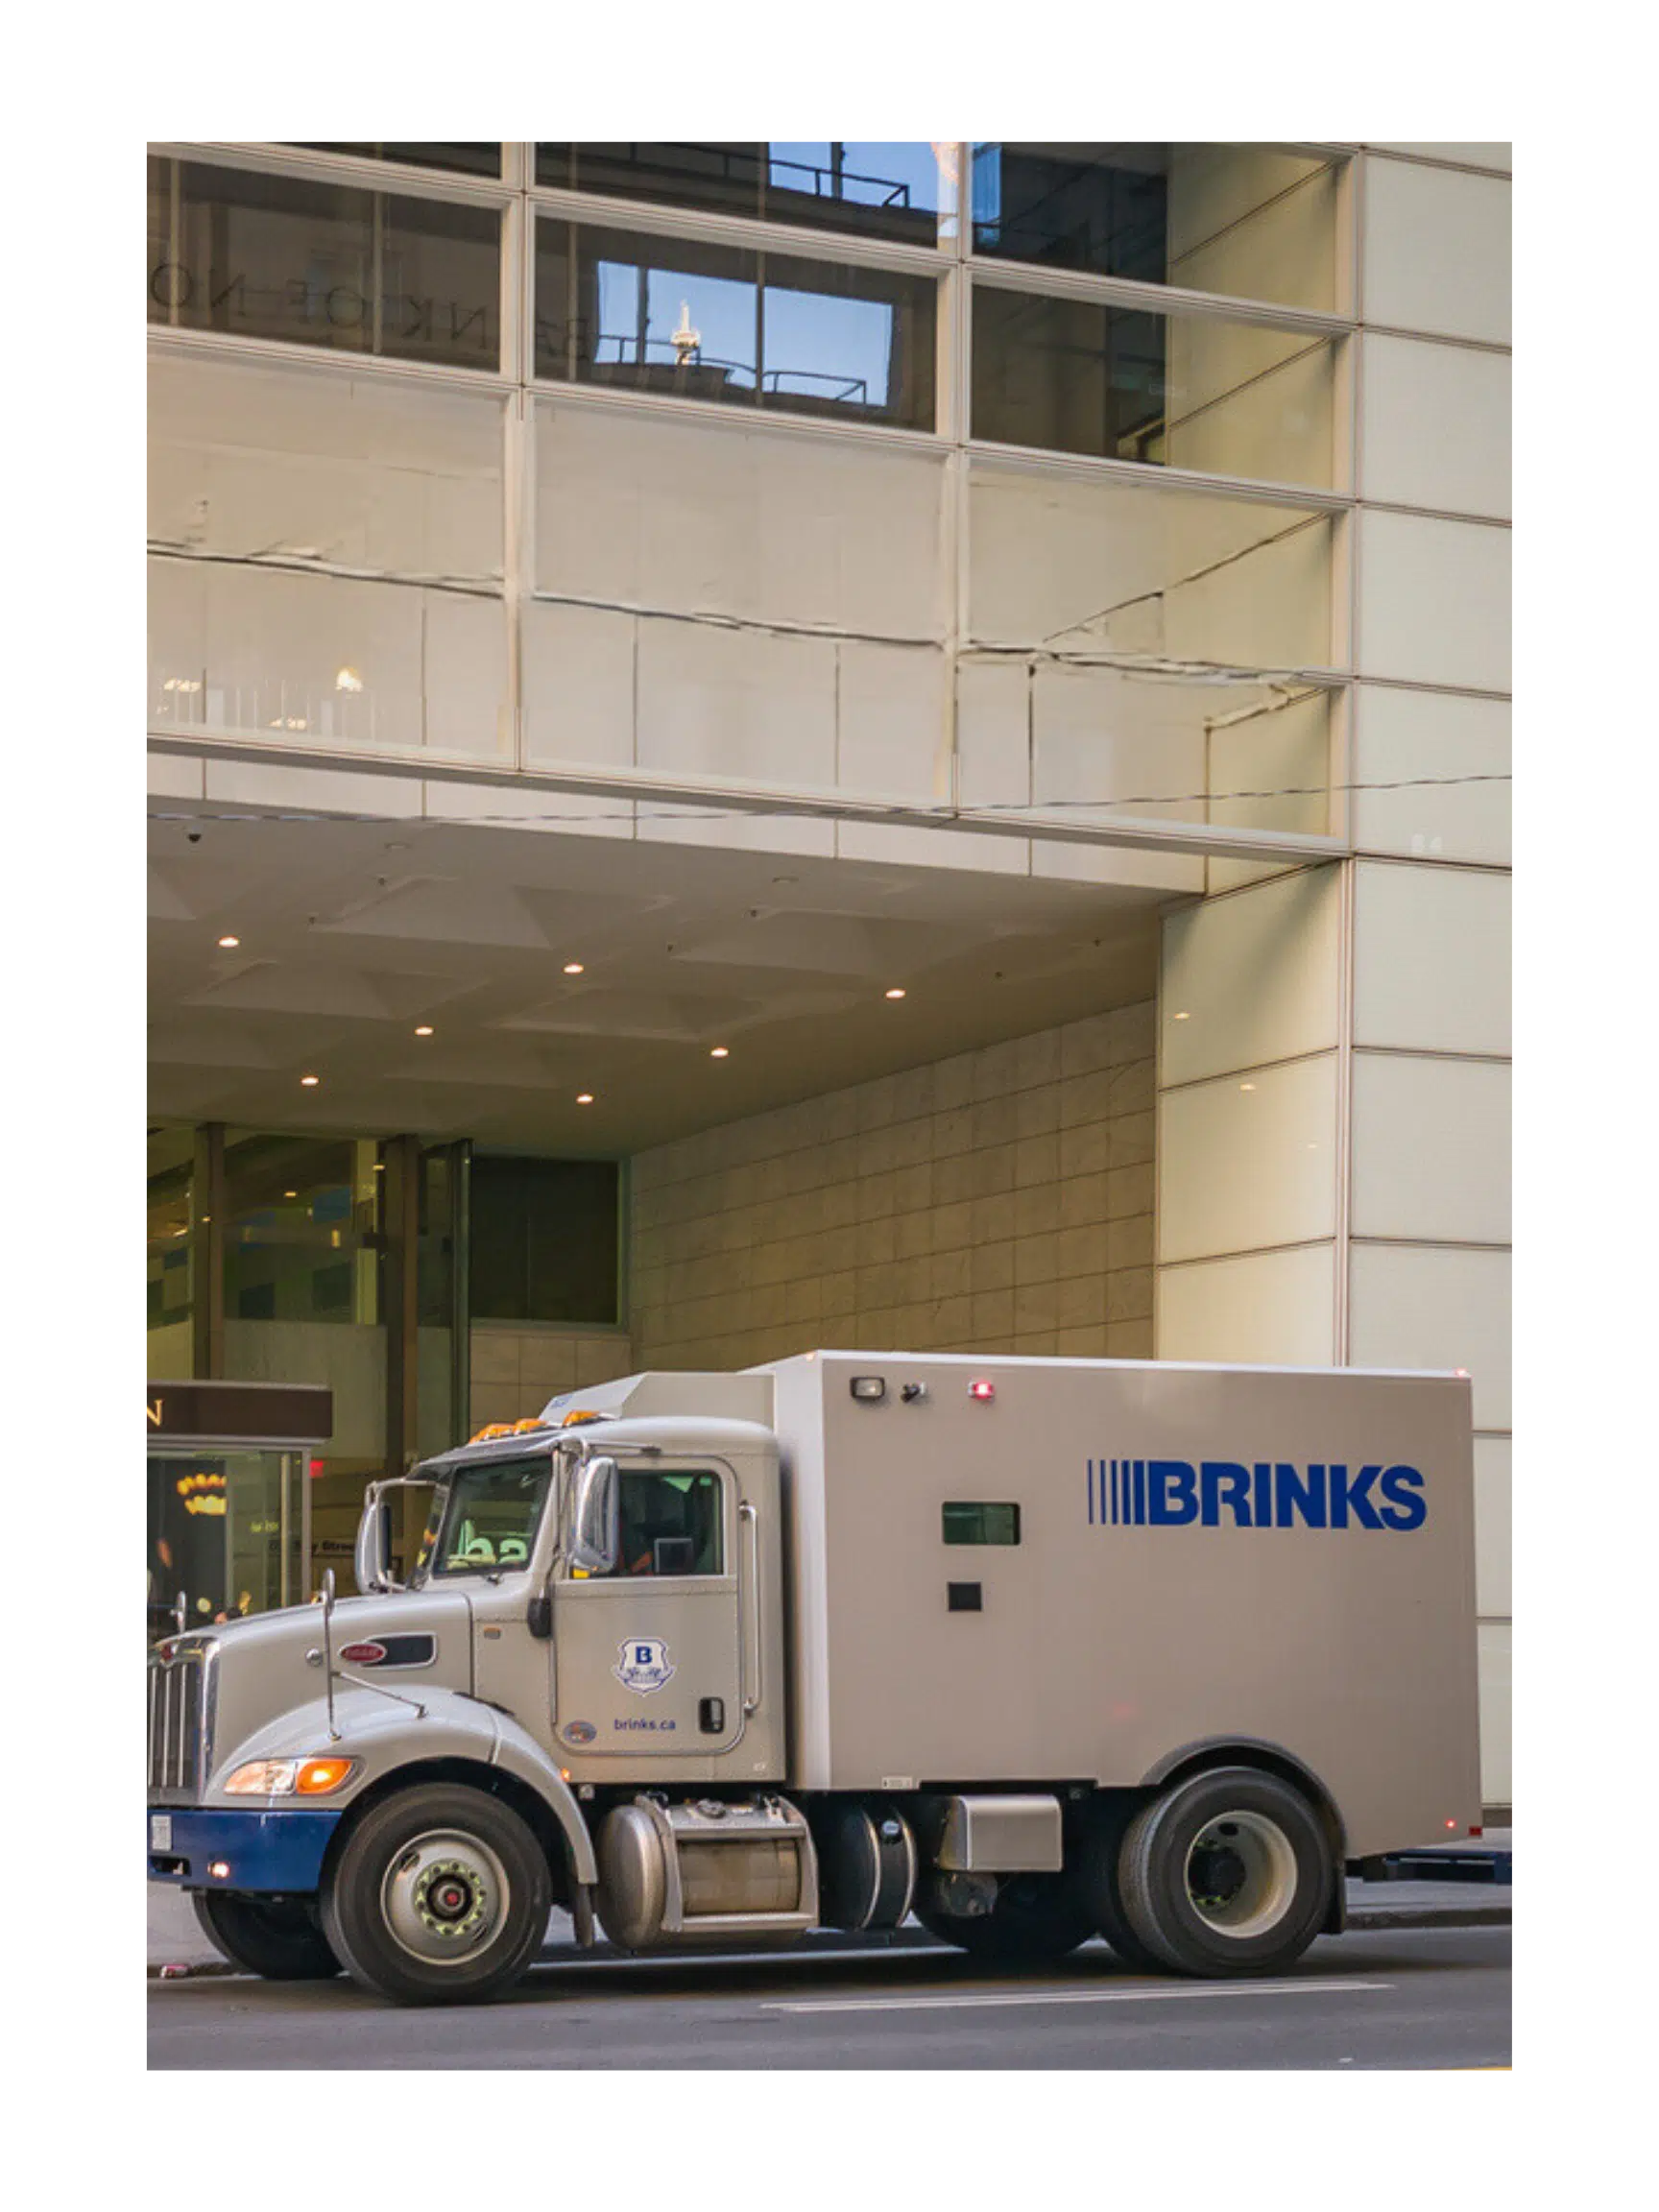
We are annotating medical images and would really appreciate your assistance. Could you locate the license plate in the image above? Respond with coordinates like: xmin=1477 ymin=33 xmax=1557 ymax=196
xmin=150 ymin=1815 xmax=173 ymax=1852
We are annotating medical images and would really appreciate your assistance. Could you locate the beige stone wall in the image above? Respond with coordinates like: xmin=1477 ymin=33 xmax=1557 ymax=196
xmin=631 ymin=1002 xmax=1156 ymax=1372
xmin=469 ymin=1323 xmax=635 ymax=1430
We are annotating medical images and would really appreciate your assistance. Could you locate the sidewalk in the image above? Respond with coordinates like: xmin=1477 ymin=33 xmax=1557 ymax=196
xmin=148 ymin=1829 xmax=1512 ymax=1979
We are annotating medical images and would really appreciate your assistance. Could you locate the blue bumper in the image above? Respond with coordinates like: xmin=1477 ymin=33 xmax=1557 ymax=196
xmin=147 ymin=1808 xmax=343 ymax=1894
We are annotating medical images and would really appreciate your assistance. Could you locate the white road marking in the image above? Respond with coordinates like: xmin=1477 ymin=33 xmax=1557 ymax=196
xmin=767 ymin=1977 xmax=1393 ymax=2015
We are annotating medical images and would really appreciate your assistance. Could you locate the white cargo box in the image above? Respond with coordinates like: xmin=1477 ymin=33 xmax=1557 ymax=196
xmin=756 ymin=1351 xmax=1479 ymax=1858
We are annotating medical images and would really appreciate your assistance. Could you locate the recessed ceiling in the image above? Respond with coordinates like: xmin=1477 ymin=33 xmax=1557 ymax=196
xmin=148 ymin=806 xmax=1168 ymax=1152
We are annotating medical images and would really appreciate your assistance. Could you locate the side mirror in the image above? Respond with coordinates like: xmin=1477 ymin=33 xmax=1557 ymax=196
xmin=354 ymin=1486 xmax=397 ymax=1595
xmin=569 ymin=1455 xmax=619 ymax=1575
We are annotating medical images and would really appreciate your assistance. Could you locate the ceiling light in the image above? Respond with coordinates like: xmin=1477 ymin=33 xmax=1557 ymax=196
xmin=414 ymin=1024 xmax=434 ymax=1037
xmin=301 ymin=1074 xmax=320 ymax=1088
xmin=372 ymin=1164 xmax=384 ymax=1173
xmin=709 ymin=1046 xmax=729 ymax=1058
xmin=563 ymin=962 xmax=585 ymax=975
xmin=576 ymin=1093 xmax=594 ymax=1105
xmin=1239 ymin=1082 xmax=1256 ymax=1093
xmin=884 ymin=988 xmax=906 ymax=1000
xmin=1173 ymin=1010 xmax=1190 ymax=1021
xmin=283 ymin=1190 xmax=297 ymax=1199
xmin=217 ymin=934 xmax=240 ymax=949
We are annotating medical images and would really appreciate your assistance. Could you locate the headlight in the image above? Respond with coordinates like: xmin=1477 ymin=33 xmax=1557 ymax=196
xmin=224 ymin=1756 xmax=358 ymax=1796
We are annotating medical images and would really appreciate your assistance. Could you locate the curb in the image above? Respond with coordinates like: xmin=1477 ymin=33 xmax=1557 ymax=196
xmin=148 ymin=1900 xmax=1510 ymax=1979
xmin=1347 ymin=1903 xmax=1511 ymax=1932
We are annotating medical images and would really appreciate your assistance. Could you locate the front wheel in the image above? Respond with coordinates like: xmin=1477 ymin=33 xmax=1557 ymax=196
xmin=191 ymin=1891 xmax=340 ymax=1981
xmin=1117 ymin=1767 xmax=1334 ymax=1978
xmin=915 ymin=1873 xmax=1094 ymax=1962
xmin=321 ymin=1784 xmax=551 ymax=2006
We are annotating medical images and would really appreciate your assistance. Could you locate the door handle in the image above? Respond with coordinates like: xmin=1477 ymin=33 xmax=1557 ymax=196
xmin=739 ymin=1500 xmax=761 ymax=1717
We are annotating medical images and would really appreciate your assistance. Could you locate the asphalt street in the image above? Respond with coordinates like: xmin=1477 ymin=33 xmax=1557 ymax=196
xmin=147 ymin=1923 xmax=1509 ymax=2070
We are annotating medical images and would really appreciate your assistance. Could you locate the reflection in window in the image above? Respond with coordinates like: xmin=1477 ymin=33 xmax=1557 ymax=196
xmin=537 ymin=142 xmax=951 ymax=248
xmin=427 ymin=1457 xmax=553 ymax=1576
xmin=536 ymin=222 xmax=936 ymax=429
xmin=148 ymin=1131 xmax=194 ymax=1336
xmin=942 ymin=1502 xmax=1022 ymax=1545
xmin=973 ymin=286 xmax=1336 ymax=489
xmin=974 ymin=290 xmax=1166 ymax=465
xmin=608 ymin=1470 xmax=724 ymax=1577
xmin=972 ymin=143 xmax=1340 ymax=313
xmin=223 ymin=1133 xmax=381 ymax=1326
xmin=147 ymin=158 xmax=501 ymax=369
xmin=148 ymin=1449 xmax=305 ymax=1631
xmin=469 ymin=1156 xmax=619 ymax=1326
xmin=292 ymin=143 xmax=502 ymax=177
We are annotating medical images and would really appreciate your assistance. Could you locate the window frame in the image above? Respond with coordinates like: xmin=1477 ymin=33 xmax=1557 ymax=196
xmin=555 ymin=1462 xmax=733 ymax=1585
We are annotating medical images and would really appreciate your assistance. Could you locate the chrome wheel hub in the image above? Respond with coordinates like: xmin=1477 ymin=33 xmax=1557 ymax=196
xmin=381 ymin=1831 xmax=511 ymax=1965
xmin=1183 ymin=1811 xmax=1297 ymax=1937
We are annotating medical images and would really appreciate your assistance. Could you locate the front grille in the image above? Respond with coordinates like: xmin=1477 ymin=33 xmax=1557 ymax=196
xmin=147 ymin=1643 xmax=212 ymax=1802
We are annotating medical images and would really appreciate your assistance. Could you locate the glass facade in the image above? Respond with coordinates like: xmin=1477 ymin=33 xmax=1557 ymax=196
xmin=535 ymin=220 xmax=938 ymax=429
xmin=973 ymin=288 xmax=1336 ymax=486
xmin=147 ymin=1447 xmax=305 ymax=1637
xmin=144 ymin=1122 xmax=624 ymax=1607
xmin=293 ymin=143 xmax=502 ymax=177
xmin=223 ymin=1133 xmax=380 ymax=1324
xmin=469 ymin=1156 xmax=621 ymax=1326
xmin=147 ymin=1129 xmax=194 ymax=1338
xmin=149 ymin=140 xmax=1356 ymax=847
xmin=970 ymin=143 xmax=1341 ymax=312
xmin=147 ymin=157 xmax=501 ymax=368
xmin=537 ymin=142 xmax=953 ymax=249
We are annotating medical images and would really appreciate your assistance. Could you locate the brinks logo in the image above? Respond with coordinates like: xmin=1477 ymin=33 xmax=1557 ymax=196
xmin=1086 ymin=1458 xmax=1427 ymax=1532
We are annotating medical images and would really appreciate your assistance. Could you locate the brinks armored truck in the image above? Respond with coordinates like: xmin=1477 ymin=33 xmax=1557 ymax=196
xmin=146 ymin=1351 xmax=1480 ymax=2005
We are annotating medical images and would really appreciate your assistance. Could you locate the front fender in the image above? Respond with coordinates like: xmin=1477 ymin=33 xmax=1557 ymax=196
xmin=488 ymin=1710 xmax=599 ymax=1887
xmin=204 ymin=1684 xmax=504 ymax=1809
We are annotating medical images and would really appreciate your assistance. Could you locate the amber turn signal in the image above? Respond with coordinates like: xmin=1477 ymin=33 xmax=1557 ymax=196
xmin=295 ymin=1757 xmax=357 ymax=1795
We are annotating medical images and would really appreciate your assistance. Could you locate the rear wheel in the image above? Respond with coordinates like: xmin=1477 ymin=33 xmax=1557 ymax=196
xmin=1117 ymin=1767 xmax=1333 ymax=1978
xmin=1070 ymin=1799 xmax=1166 ymax=1972
xmin=190 ymin=1891 xmax=340 ymax=1981
xmin=915 ymin=1873 xmax=1094 ymax=1962
xmin=321 ymin=1784 xmax=551 ymax=2007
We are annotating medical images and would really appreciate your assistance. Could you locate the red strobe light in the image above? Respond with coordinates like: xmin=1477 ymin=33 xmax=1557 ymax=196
xmin=969 ymin=1379 xmax=996 ymax=1402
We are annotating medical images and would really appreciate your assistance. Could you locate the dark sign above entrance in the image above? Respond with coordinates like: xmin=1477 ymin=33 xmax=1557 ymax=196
xmin=146 ymin=1381 xmax=333 ymax=1444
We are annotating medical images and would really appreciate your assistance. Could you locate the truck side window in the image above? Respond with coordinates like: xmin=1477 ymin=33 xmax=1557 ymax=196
xmin=608 ymin=1469 xmax=725 ymax=1577
xmin=942 ymin=1502 xmax=1022 ymax=1545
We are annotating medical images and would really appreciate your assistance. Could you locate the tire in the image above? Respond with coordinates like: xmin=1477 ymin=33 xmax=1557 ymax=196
xmin=1070 ymin=1801 xmax=1166 ymax=1973
xmin=190 ymin=1891 xmax=341 ymax=1981
xmin=320 ymin=1784 xmax=552 ymax=2007
xmin=1117 ymin=1767 xmax=1333 ymax=1979
xmin=915 ymin=1873 xmax=1094 ymax=1962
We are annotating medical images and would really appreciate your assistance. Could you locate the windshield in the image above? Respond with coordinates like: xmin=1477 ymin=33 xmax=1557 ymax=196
xmin=415 ymin=1455 xmax=554 ymax=1579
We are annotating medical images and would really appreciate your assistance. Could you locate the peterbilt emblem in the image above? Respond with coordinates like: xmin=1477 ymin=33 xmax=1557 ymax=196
xmin=339 ymin=1634 xmax=436 ymax=1669
xmin=613 ymin=1637 xmax=676 ymax=1695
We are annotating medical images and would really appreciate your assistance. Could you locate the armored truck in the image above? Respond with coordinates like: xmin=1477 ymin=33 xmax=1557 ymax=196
xmin=146 ymin=1350 xmax=1480 ymax=2005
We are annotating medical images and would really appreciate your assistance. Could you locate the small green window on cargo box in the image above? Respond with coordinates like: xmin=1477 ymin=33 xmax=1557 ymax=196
xmin=942 ymin=1502 xmax=1021 ymax=1546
